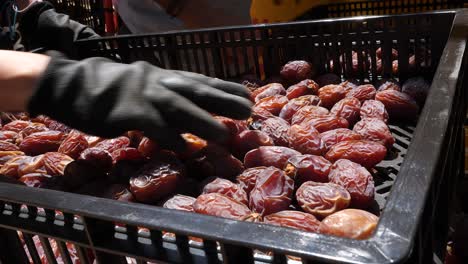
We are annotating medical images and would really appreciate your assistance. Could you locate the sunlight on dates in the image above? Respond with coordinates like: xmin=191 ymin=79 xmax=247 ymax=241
xmin=320 ymin=209 xmax=378 ymax=239
xmin=296 ymin=182 xmax=350 ymax=218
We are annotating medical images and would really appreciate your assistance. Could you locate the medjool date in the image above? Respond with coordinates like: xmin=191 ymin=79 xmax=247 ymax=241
xmin=287 ymin=124 xmax=326 ymax=155
xmin=260 ymin=117 xmax=290 ymax=146
xmin=300 ymin=115 xmax=349 ymax=133
xmin=244 ymin=146 xmax=300 ymax=169
xmin=279 ymin=95 xmax=321 ymax=122
xmin=353 ymin=118 xmax=395 ymax=149
xmin=58 ymin=130 xmax=88 ymax=159
xmin=291 ymin=105 xmax=329 ymax=125
xmin=296 ymin=181 xmax=350 ymax=218
xmin=284 ymin=154 xmax=331 ymax=184
xmin=319 ymin=209 xmax=378 ymax=239
xmin=320 ymin=128 xmax=362 ymax=151
xmin=232 ymin=130 xmax=274 ymax=159
xmin=193 ymin=193 xmax=252 ymax=220
xmin=280 ymin=60 xmax=314 ymax=83
xmin=375 ymin=90 xmax=419 ymax=121
xmin=318 ymin=85 xmax=347 ymax=109
xmin=254 ymin=95 xmax=289 ymax=116
xmin=286 ymin=79 xmax=319 ymax=99
xmin=360 ymin=100 xmax=389 ymax=123
xmin=163 ymin=194 xmax=196 ymax=212
xmin=236 ymin=166 xmax=266 ymax=195
xmin=346 ymin=84 xmax=376 ymax=102
xmin=202 ymin=178 xmax=248 ymax=205
xmin=330 ymin=97 xmax=361 ymax=125
xmin=19 ymin=131 xmax=65 ymax=155
xmin=325 ymin=140 xmax=386 ymax=168
xmin=264 ymin=210 xmax=321 ymax=232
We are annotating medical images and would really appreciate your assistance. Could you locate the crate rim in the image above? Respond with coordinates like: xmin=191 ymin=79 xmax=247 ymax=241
xmin=1 ymin=9 xmax=467 ymax=264
xmin=75 ymin=10 xmax=460 ymax=43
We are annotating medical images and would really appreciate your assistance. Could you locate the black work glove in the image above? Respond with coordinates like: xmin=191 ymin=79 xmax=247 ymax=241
xmin=19 ymin=1 xmax=99 ymax=56
xmin=28 ymin=54 xmax=252 ymax=151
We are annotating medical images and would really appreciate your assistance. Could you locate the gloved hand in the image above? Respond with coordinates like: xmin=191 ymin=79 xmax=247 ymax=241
xmin=28 ymin=54 xmax=252 ymax=151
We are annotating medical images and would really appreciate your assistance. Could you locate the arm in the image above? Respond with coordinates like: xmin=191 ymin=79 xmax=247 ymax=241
xmin=0 ymin=50 xmax=50 ymax=111
xmin=18 ymin=1 xmax=99 ymax=56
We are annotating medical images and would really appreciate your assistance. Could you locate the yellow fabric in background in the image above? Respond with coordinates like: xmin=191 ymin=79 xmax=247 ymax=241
xmin=250 ymin=0 xmax=360 ymax=23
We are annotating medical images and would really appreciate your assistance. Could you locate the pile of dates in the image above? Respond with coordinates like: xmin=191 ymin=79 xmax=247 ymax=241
xmin=0 ymin=60 xmax=430 ymax=242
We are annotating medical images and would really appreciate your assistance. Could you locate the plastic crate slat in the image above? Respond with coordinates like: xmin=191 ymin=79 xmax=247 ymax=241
xmin=56 ymin=240 xmax=73 ymax=264
xmin=38 ymin=236 xmax=58 ymax=264
xmin=23 ymin=233 xmax=42 ymax=264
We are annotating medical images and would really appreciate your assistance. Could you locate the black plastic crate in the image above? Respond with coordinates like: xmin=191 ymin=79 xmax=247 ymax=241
xmin=48 ymin=0 xmax=107 ymax=35
xmin=300 ymin=0 xmax=467 ymax=20
xmin=0 ymin=10 xmax=467 ymax=264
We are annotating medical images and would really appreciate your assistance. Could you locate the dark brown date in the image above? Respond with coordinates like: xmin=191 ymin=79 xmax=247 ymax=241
xmin=346 ymin=84 xmax=376 ymax=102
xmin=377 ymin=81 xmax=401 ymax=92
xmin=19 ymin=123 xmax=48 ymax=139
xmin=291 ymin=105 xmax=329 ymax=125
xmin=137 ymin=137 xmax=158 ymax=158
xmin=203 ymin=178 xmax=248 ymax=205
xmin=316 ymin=73 xmax=341 ymax=87
xmin=325 ymin=140 xmax=387 ymax=168
xmin=232 ymin=130 xmax=274 ymax=159
xmin=300 ymin=115 xmax=349 ymax=133
xmin=296 ymin=181 xmax=350 ymax=218
xmin=320 ymin=128 xmax=362 ymax=150
xmin=264 ymin=210 xmax=321 ymax=232
xmin=287 ymin=124 xmax=326 ymax=155
xmin=328 ymin=159 xmax=375 ymax=208
xmin=179 ymin=133 xmax=207 ymax=158
xmin=330 ymin=97 xmax=361 ymax=125
xmin=111 ymin=147 xmax=143 ymax=164
xmin=353 ymin=118 xmax=395 ymax=149
xmin=247 ymin=107 xmax=275 ymax=130
xmin=375 ymin=90 xmax=419 ymax=121
xmin=214 ymin=116 xmax=249 ymax=138
xmin=163 ymin=194 xmax=196 ymax=212
xmin=2 ymin=120 xmax=30 ymax=133
xmin=84 ymin=134 xmax=103 ymax=147
xmin=0 ymin=141 xmax=19 ymax=151
xmin=249 ymin=167 xmax=294 ymax=215
xmin=78 ymin=147 xmax=113 ymax=172
xmin=253 ymin=95 xmax=289 ymax=116
xmin=236 ymin=166 xmax=267 ymax=195
xmin=130 ymin=158 xmax=185 ymax=203
xmin=254 ymin=83 xmax=286 ymax=102
xmin=339 ymin=81 xmax=358 ymax=93
xmin=260 ymin=117 xmax=290 ymax=146
xmin=279 ymin=95 xmax=320 ymax=122
xmin=319 ymin=209 xmax=378 ymax=239
xmin=193 ymin=193 xmax=252 ymax=220
xmin=19 ymin=173 xmax=52 ymax=188
xmin=19 ymin=131 xmax=65 ymax=155
xmin=286 ymin=79 xmax=319 ymax=99
xmin=250 ymin=83 xmax=284 ymax=102
xmin=401 ymin=77 xmax=430 ymax=106
xmin=58 ymin=130 xmax=88 ymax=159
xmin=280 ymin=60 xmax=314 ymax=83
xmin=43 ymin=152 xmax=74 ymax=176
xmin=95 ymin=136 xmax=131 ymax=153
xmin=244 ymin=146 xmax=300 ymax=169
xmin=360 ymin=100 xmax=389 ymax=123
xmin=284 ymin=154 xmax=331 ymax=184
xmin=47 ymin=120 xmax=72 ymax=133
xmin=318 ymin=85 xmax=347 ymax=109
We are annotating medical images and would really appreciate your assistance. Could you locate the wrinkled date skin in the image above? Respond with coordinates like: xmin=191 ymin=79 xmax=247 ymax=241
xmin=18 ymin=123 xmax=49 ymax=140
xmin=320 ymin=128 xmax=362 ymax=151
xmin=95 ymin=137 xmax=130 ymax=153
xmin=250 ymin=83 xmax=285 ymax=102
xmin=280 ymin=60 xmax=314 ymax=83
xmin=264 ymin=210 xmax=321 ymax=232
xmin=296 ymin=182 xmax=351 ymax=218
xmin=138 ymin=137 xmax=158 ymax=158
xmin=236 ymin=166 xmax=267 ymax=195
xmin=203 ymin=178 xmax=248 ymax=205
xmin=0 ymin=156 xmax=28 ymax=178
xmin=318 ymin=85 xmax=347 ymax=109
xmin=260 ymin=117 xmax=290 ymax=146
xmin=284 ymin=154 xmax=331 ymax=184
xmin=232 ymin=130 xmax=274 ymax=159
xmin=253 ymin=95 xmax=289 ymax=116
xmin=253 ymin=83 xmax=286 ymax=103
xmin=279 ymin=95 xmax=320 ymax=122
xmin=43 ymin=152 xmax=74 ymax=176
xmin=19 ymin=173 xmax=53 ymax=188
xmin=286 ymin=79 xmax=319 ymax=99
xmin=330 ymin=97 xmax=361 ymax=125
xmin=339 ymin=81 xmax=358 ymax=93
xmin=316 ymin=73 xmax=341 ymax=87
xmin=319 ymin=209 xmax=378 ymax=239
xmin=58 ymin=130 xmax=88 ymax=159
xmin=360 ymin=100 xmax=389 ymax=123
xmin=402 ymin=77 xmax=430 ymax=106
xmin=353 ymin=118 xmax=395 ymax=149
xmin=19 ymin=131 xmax=65 ymax=155
xmin=47 ymin=120 xmax=72 ymax=133
xmin=375 ymin=90 xmax=419 ymax=121
xmin=244 ymin=146 xmax=300 ymax=169
xmin=377 ymin=81 xmax=401 ymax=92
xmin=0 ymin=150 xmax=25 ymax=165
xmin=130 ymin=159 xmax=185 ymax=203
xmin=328 ymin=159 xmax=375 ymax=208
xmin=249 ymin=167 xmax=294 ymax=216
xmin=300 ymin=115 xmax=349 ymax=133
xmin=346 ymin=84 xmax=376 ymax=102
xmin=0 ymin=131 xmax=18 ymax=143
xmin=0 ymin=141 xmax=19 ymax=151
xmin=325 ymin=140 xmax=387 ymax=168
xmin=193 ymin=193 xmax=252 ymax=220
xmin=248 ymin=107 xmax=275 ymax=130
xmin=214 ymin=116 xmax=248 ymax=139
xmin=163 ymin=194 xmax=196 ymax=212
xmin=291 ymin=105 xmax=329 ymax=125
xmin=2 ymin=120 xmax=30 ymax=133
xmin=17 ymin=155 xmax=47 ymax=177
xmin=78 ymin=147 xmax=113 ymax=172
xmin=111 ymin=147 xmax=144 ymax=164
xmin=287 ymin=124 xmax=326 ymax=155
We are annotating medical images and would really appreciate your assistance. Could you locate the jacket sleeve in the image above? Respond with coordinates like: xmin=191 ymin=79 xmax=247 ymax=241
xmin=18 ymin=1 xmax=99 ymax=56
